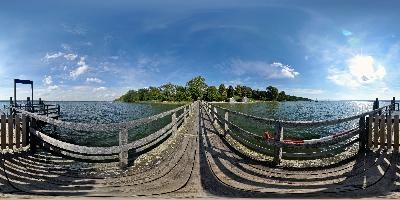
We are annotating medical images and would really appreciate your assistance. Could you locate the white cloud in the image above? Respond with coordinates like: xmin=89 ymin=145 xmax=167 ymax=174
xmin=43 ymin=75 xmax=53 ymax=85
xmin=229 ymin=59 xmax=299 ymax=79
xmin=64 ymin=53 xmax=78 ymax=61
xmin=93 ymin=87 xmax=107 ymax=92
xmin=70 ymin=57 xmax=89 ymax=79
xmin=86 ymin=77 xmax=104 ymax=84
xmin=48 ymin=85 xmax=59 ymax=91
xmin=43 ymin=52 xmax=64 ymax=61
xmin=327 ymin=55 xmax=385 ymax=88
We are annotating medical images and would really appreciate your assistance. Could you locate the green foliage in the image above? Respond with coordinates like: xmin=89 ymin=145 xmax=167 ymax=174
xmin=218 ymin=84 xmax=227 ymax=101
xmin=116 ymin=76 xmax=311 ymax=103
xmin=266 ymin=86 xmax=279 ymax=101
xmin=205 ymin=86 xmax=220 ymax=101
xmin=227 ymin=85 xmax=235 ymax=98
xmin=235 ymin=85 xmax=243 ymax=97
xmin=186 ymin=76 xmax=208 ymax=100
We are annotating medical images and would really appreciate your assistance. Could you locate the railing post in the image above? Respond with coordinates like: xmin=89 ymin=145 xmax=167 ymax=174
xmin=8 ymin=115 xmax=13 ymax=149
xmin=373 ymin=114 xmax=379 ymax=149
xmin=15 ymin=115 xmax=20 ymax=148
xmin=1 ymin=114 xmax=6 ymax=150
xmin=172 ymin=112 xmax=177 ymax=136
xmin=367 ymin=115 xmax=372 ymax=149
xmin=224 ymin=111 xmax=229 ymax=134
xmin=119 ymin=128 xmax=128 ymax=168
xmin=380 ymin=114 xmax=386 ymax=149
xmin=213 ymin=106 xmax=217 ymax=123
xmin=394 ymin=115 xmax=399 ymax=152
xmin=22 ymin=114 xmax=28 ymax=147
xmin=359 ymin=116 xmax=366 ymax=152
xmin=273 ymin=122 xmax=283 ymax=166
xmin=30 ymin=118 xmax=37 ymax=153
xmin=184 ymin=106 xmax=187 ymax=123
xmin=387 ymin=114 xmax=393 ymax=149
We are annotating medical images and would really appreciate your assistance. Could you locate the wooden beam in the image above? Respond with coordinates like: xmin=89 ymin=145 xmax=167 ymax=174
xmin=387 ymin=114 xmax=392 ymax=149
xmin=8 ymin=115 xmax=13 ymax=149
xmin=374 ymin=114 xmax=379 ymax=149
xmin=380 ymin=114 xmax=386 ymax=149
xmin=15 ymin=115 xmax=20 ymax=148
xmin=368 ymin=115 xmax=373 ymax=148
xmin=394 ymin=115 xmax=399 ymax=151
xmin=1 ymin=115 xmax=6 ymax=150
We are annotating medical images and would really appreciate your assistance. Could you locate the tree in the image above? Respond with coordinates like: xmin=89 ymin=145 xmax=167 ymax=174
xmin=175 ymin=86 xmax=192 ymax=102
xmin=266 ymin=86 xmax=279 ymax=101
xmin=277 ymin=91 xmax=286 ymax=101
xmin=242 ymin=86 xmax=253 ymax=98
xmin=235 ymin=85 xmax=243 ymax=97
xmin=160 ymin=83 xmax=177 ymax=101
xmin=227 ymin=85 xmax=235 ymax=98
xmin=186 ymin=76 xmax=207 ymax=100
xmin=218 ymin=84 xmax=227 ymax=101
xmin=205 ymin=86 xmax=219 ymax=102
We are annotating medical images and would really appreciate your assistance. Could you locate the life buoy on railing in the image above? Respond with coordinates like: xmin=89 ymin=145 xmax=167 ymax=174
xmin=264 ymin=131 xmax=304 ymax=143
xmin=264 ymin=128 xmax=356 ymax=145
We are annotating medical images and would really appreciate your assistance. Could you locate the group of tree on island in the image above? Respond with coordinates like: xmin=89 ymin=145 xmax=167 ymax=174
xmin=116 ymin=76 xmax=311 ymax=102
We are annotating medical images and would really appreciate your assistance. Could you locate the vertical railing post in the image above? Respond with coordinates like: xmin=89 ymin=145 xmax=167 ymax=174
xmin=213 ymin=107 xmax=217 ymax=123
xmin=273 ymin=122 xmax=283 ymax=166
xmin=367 ymin=115 xmax=372 ymax=149
xmin=380 ymin=114 xmax=386 ymax=149
xmin=30 ymin=118 xmax=37 ymax=153
xmin=387 ymin=114 xmax=393 ymax=149
xmin=394 ymin=115 xmax=399 ymax=152
xmin=119 ymin=128 xmax=128 ymax=168
xmin=184 ymin=106 xmax=187 ymax=123
xmin=359 ymin=116 xmax=366 ymax=152
xmin=15 ymin=115 xmax=20 ymax=149
xmin=22 ymin=114 xmax=28 ymax=147
xmin=8 ymin=115 xmax=13 ymax=149
xmin=373 ymin=114 xmax=379 ymax=149
xmin=172 ymin=112 xmax=177 ymax=136
xmin=1 ymin=114 xmax=6 ymax=150
xmin=224 ymin=111 xmax=229 ymax=134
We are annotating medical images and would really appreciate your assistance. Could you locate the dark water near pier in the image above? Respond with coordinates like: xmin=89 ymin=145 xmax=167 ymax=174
xmin=0 ymin=100 xmax=394 ymax=146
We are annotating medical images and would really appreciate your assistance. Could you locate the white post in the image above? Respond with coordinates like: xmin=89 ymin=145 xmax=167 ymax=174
xmin=213 ymin=107 xmax=217 ymax=123
xmin=273 ymin=122 xmax=283 ymax=166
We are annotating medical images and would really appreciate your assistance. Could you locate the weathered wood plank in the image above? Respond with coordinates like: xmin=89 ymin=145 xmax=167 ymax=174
xmin=1 ymin=115 xmax=6 ymax=149
xmin=368 ymin=115 xmax=373 ymax=148
xmin=394 ymin=115 xmax=399 ymax=151
xmin=8 ymin=115 xmax=13 ymax=149
xmin=224 ymin=111 xmax=229 ymax=133
xmin=22 ymin=115 xmax=27 ymax=147
xmin=387 ymin=114 xmax=392 ymax=149
xmin=15 ymin=115 xmax=20 ymax=148
xmin=374 ymin=114 xmax=379 ymax=148
xmin=379 ymin=114 xmax=386 ymax=148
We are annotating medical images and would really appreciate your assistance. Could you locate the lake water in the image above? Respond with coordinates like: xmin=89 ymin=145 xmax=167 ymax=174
xmin=215 ymin=100 xmax=393 ymax=140
xmin=0 ymin=100 xmax=394 ymax=145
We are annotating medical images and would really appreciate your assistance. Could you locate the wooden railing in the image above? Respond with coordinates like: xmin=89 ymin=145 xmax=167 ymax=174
xmin=202 ymin=101 xmax=399 ymax=165
xmin=13 ymin=102 xmax=194 ymax=168
xmin=0 ymin=114 xmax=29 ymax=151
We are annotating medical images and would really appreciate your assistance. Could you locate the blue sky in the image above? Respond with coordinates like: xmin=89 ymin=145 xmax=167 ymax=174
xmin=1 ymin=0 xmax=400 ymax=100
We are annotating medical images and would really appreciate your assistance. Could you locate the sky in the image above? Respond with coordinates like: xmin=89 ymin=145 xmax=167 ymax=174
xmin=1 ymin=0 xmax=400 ymax=101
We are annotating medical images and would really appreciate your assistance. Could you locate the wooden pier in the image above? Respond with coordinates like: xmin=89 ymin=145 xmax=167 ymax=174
xmin=1 ymin=98 xmax=400 ymax=198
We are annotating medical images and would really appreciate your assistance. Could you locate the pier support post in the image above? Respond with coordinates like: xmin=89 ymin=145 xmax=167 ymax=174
xmin=359 ymin=116 xmax=367 ymax=152
xmin=224 ymin=111 xmax=229 ymax=134
xmin=119 ymin=128 xmax=128 ymax=168
xmin=172 ymin=112 xmax=177 ymax=136
xmin=273 ymin=122 xmax=283 ymax=166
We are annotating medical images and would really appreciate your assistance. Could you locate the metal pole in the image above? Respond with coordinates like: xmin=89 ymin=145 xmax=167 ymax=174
xmin=14 ymin=79 xmax=16 ymax=107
